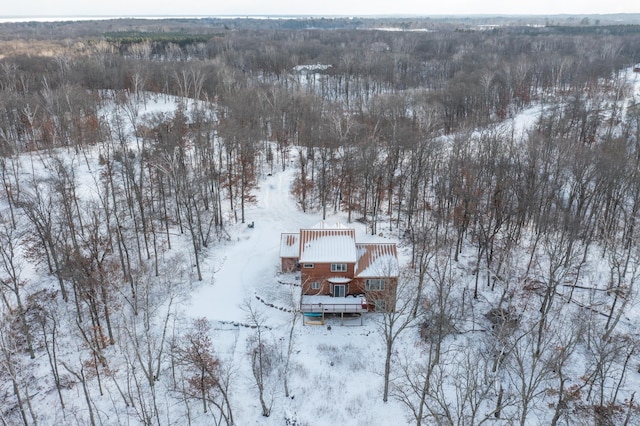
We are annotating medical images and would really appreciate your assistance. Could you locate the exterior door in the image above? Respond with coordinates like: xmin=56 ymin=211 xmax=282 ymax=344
xmin=333 ymin=285 xmax=346 ymax=297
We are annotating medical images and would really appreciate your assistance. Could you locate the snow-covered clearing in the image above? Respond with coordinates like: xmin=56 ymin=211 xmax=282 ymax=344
xmin=185 ymin=162 xmax=410 ymax=425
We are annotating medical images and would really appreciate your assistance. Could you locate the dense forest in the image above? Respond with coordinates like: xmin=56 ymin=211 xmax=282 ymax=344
xmin=1 ymin=16 xmax=640 ymax=425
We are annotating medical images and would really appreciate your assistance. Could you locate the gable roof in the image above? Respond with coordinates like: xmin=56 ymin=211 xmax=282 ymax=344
xmin=299 ymin=228 xmax=357 ymax=263
xmin=355 ymin=243 xmax=399 ymax=278
xmin=280 ymin=233 xmax=300 ymax=258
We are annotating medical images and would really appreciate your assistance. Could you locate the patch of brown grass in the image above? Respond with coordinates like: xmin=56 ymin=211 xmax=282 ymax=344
xmin=0 ymin=39 xmax=88 ymax=59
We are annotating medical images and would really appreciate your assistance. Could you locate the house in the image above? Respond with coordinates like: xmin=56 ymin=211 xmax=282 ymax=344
xmin=634 ymin=63 xmax=640 ymax=73
xmin=280 ymin=221 xmax=399 ymax=313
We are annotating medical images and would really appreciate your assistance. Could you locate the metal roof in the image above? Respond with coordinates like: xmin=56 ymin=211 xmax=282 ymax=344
xmin=298 ymin=228 xmax=357 ymax=263
xmin=280 ymin=233 xmax=300 ymax=258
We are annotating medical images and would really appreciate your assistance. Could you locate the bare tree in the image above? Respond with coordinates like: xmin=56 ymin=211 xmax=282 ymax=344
xmin=548 ymin=313 xmax=583 ymax=426
xmin=0 ymin=304 xmax=38 ymax=426
xmin=32 ymin=291 xmax=66 ymax=413
xmin=506 ymin=319 xmax=556 ymax=425
xmin=244 ymin=301 xmax=277 ymax=417
xmin=61 ymin=356 xmax=98 ymax=426
xmin=18 ymin=177 xmax=68 ymax=301
xmin=0 ymin=217 xmax=35 ymax=359
xmin=282 ymin=288 xmax=299 ymax=399
xmin=119 ymin=267 xmax=177 ymax=425
xmin=372 ymin=270 xmax=418 ymax=402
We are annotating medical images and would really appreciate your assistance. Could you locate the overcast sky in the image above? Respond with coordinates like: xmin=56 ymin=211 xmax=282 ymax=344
xmin=2 ymin=0 xmax=639 ymax=18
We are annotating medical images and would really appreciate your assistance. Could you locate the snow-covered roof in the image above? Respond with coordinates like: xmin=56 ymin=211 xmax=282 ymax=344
xmin=311 ymin=220 xmax=349 ymax=230
xmin=355 ymin=243 xmax=399 ymax=278
xmin=299 ymin=228 xmax=357 ymax=263
xmin=280 ymin=233 xmax=300 ymax=258
xmin=293 ymin=64 xmax=332 ymax=73
xmin=327 ymin=277 xmax=352 ymax=284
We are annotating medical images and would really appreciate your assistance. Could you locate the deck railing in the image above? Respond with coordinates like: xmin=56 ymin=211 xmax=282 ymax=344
xmin=300 ymin=302 xmax=367 ymax=314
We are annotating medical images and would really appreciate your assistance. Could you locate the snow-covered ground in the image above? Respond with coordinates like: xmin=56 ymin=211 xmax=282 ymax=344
xmin=184 ymin=160 xmax=410 ymax=425
xmin=188 ymin=167 xmax=317 ymax=322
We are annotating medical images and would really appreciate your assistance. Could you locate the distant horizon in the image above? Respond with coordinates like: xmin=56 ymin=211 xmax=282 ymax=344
xmin=1 ymin=12 xmax=640 ymax=23
xmin=2 ymin=0 xmax=640 ymax=21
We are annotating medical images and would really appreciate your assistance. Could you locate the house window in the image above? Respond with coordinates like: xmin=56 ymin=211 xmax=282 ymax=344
xmin=311 ymin=281 xmax=320 ymax=290
xmin=332 ymin=284 xmax=346 ymax=297
xmin=331 ymin=263 xmax=347 ymax=272
xmin=366 ymin=279 xmax=385 ymax=291
xmin=374 ymin=299 xmax=387 ymax=312
xmin=303 ymin=263 xmax=314 ymax=268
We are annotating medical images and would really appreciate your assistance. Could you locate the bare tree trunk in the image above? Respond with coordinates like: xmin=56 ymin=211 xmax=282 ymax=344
xmin=62 ymin=361 xmax=97 ymax=426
